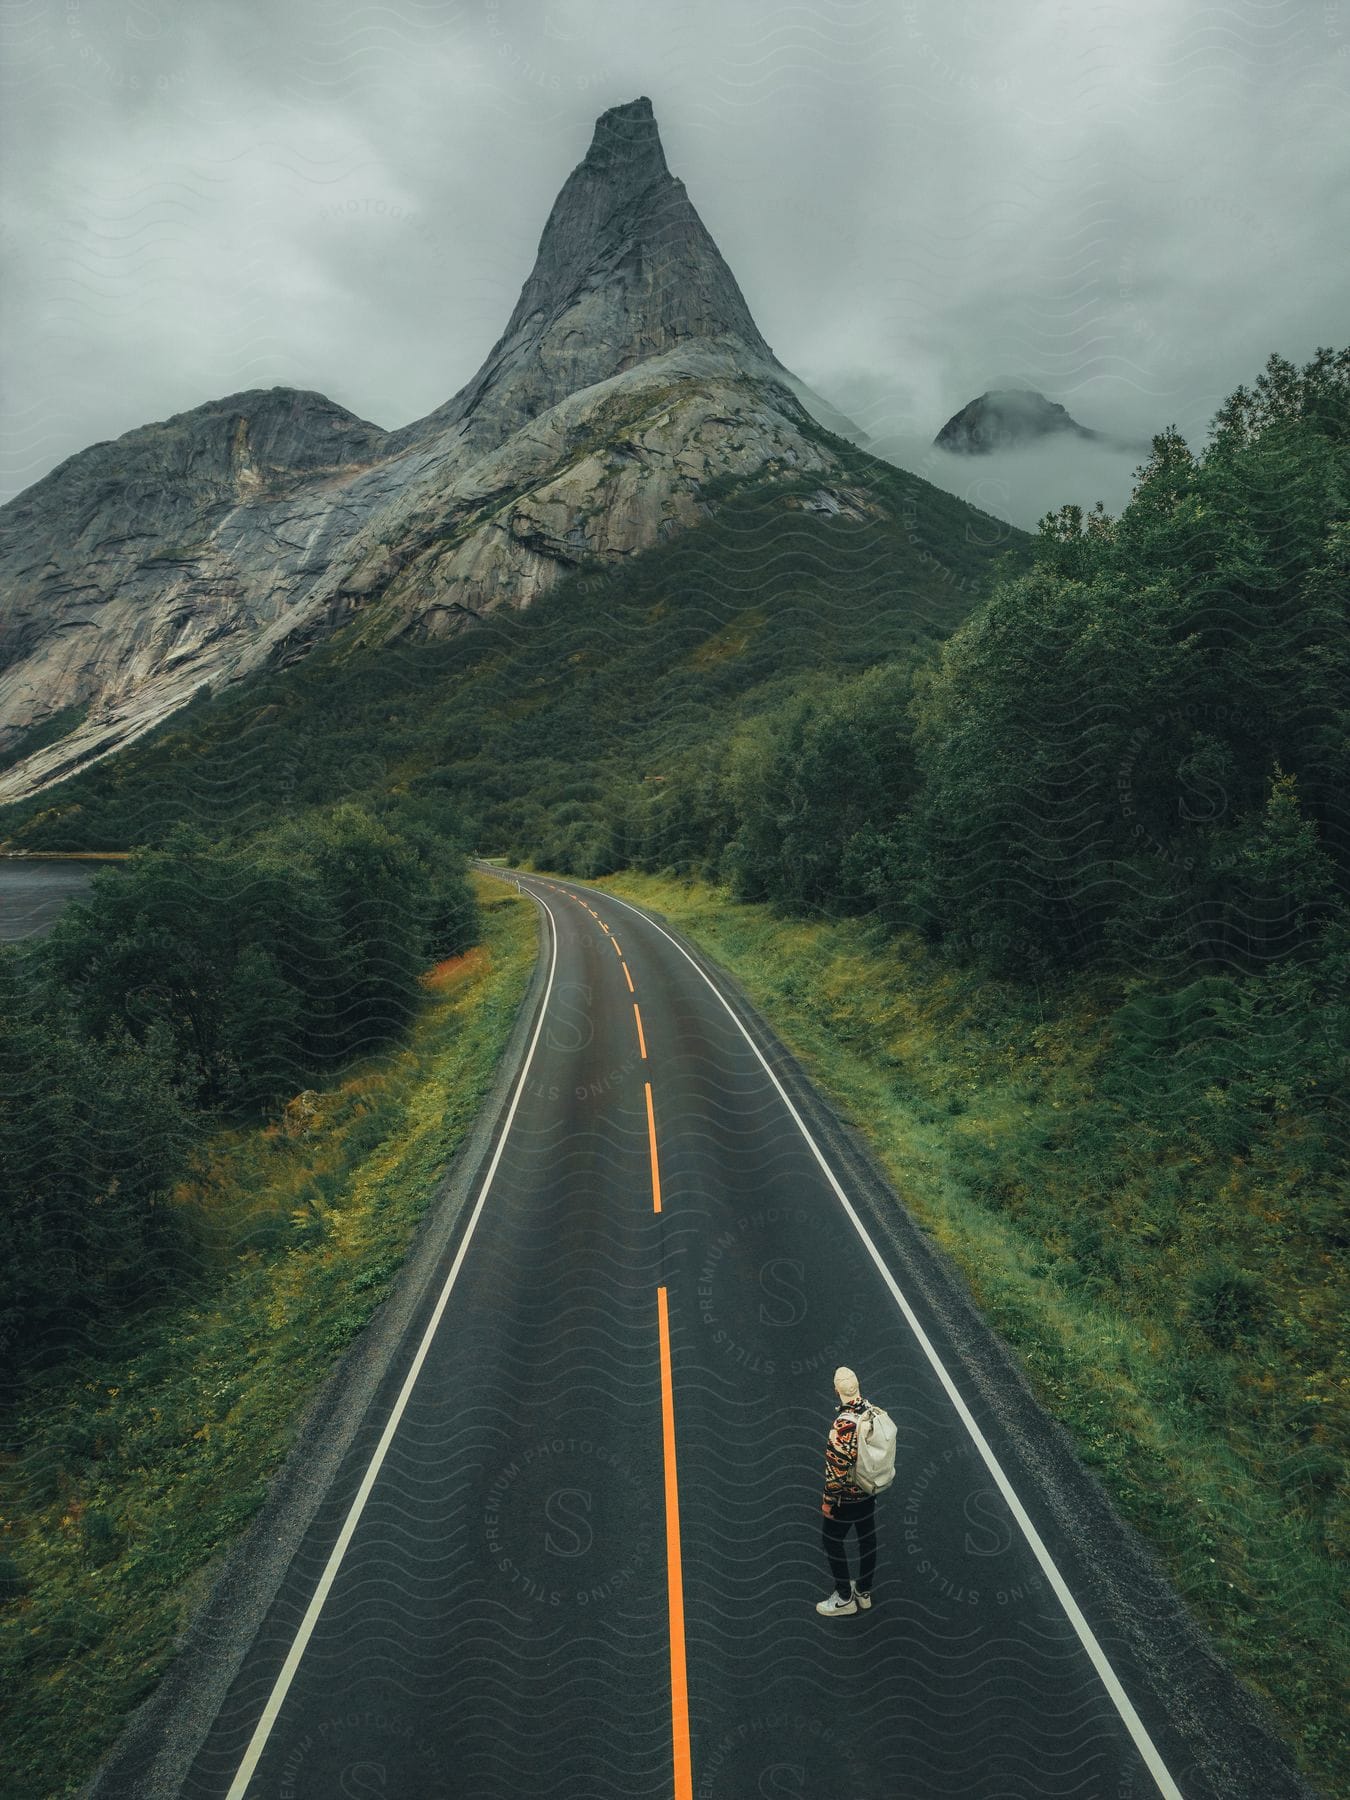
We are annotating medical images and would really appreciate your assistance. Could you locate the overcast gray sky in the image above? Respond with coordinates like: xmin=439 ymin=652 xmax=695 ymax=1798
xmin=2 ymin=0 xmax=1347 ymax=525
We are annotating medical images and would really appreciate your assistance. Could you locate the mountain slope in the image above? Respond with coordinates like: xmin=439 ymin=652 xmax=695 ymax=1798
xmin=0 ymin=435 xmax=1029 ymax=857
xmin=0 ymin=98 xmax=848 ymax=802
xmin=0 ymin=389 xmax=393 ymax=794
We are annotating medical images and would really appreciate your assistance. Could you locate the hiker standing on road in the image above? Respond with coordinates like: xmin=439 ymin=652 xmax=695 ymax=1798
xmin=817 ymin=1365 xmax=878 ymax=1616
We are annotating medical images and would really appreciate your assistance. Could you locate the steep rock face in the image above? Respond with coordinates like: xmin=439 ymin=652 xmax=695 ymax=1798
xmin=385 ymin=97 xmax=775 ymax=456
xmin=0 ymin=391 xmax=396 ymax=794
xmin=0 ymin=99 xmax=842 ymax=804
xmin=934 ymin=389 xmax=1106 ymax=454
xmin=266 ymin=345 xmax=834 ymax=658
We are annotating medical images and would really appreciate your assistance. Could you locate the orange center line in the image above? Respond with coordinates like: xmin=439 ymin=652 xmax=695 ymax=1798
xmin=612 ymin=937 xmax=623 ymax=957
xmin=645 ymin=1081 xmax=662 ymax=1214
xmin=633 ymin=1002 xmax=648 ymax=1059
xmin=621 ymin=961 xmax=635 ymax=994
xmin=656 ymin=1287 xmax=693 ymax=1800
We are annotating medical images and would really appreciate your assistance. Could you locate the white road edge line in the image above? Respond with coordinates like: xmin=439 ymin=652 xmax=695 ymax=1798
xmin=224 ymin=895 xmax=560 ymax=1800
xmin=589 ymin=883 xmax=1184 ymax=1800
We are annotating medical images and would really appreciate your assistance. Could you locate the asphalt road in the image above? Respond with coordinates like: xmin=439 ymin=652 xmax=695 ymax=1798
xmin=0 ymin=856 xmax=121 ymax=941
xmin=145 ymin=873 xmax=1311 ymax=1800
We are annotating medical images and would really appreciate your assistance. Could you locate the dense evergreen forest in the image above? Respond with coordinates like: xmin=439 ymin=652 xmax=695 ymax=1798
xmin=0 ymin=345 xmax=1345 ymax=1787
xmin=0 ymin=810 xmax=476 ymax=1389
xmin=2 ymin=346 xmax=1345 ymax=1480
xmin=0 ymin=421 xmax=1024 ymax=1384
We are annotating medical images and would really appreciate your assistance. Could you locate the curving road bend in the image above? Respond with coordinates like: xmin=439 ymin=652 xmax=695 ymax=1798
xmin=160 ymin=872 xmax=1311 ymax=1800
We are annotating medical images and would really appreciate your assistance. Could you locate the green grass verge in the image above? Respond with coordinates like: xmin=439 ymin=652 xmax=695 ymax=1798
xmin=0 ymin=876 xmax=537 ymax=1800
xmin=587 ymin=870 xmax=1346 ymax=1798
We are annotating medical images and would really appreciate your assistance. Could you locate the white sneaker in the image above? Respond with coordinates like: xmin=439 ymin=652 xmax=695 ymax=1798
xmin=852 ymin=1584 xmax=873 ymax=1610
xmin=816 ymin=1590 xmax=858 ymax=1616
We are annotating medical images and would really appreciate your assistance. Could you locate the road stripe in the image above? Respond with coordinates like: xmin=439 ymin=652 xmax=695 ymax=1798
xmin=656 ymin=1286 xmax=693 ymax=1800
xmin=633 ymin=1002 xmax=648 ymax=1059
xmin=612 ymin=937 xmax=623 ymax=957
xmin=588 ymin=885 xmax=1185 ymax=1800
xmin=645 ymin=1080 xmax=662 ymax=1213
xmin=621 ymin=961 xmax=634 ymax=993
xmin=222 ymin=896 xmax=562 ymax=1800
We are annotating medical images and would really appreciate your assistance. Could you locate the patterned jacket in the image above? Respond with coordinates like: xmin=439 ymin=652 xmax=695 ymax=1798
xmin=823 ymin=1397 xmax=868 ymax=1505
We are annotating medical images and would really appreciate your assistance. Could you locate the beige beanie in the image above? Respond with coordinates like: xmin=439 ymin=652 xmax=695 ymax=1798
xmin=834 ymin=1366 xmax=861 ymax=1399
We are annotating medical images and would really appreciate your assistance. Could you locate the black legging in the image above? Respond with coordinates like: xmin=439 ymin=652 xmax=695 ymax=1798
xmin=822 ymin=1494 xmax=877 ymax=1599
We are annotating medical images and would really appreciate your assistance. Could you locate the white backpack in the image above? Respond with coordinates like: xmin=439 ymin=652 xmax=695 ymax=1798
xmin=848 ymin=1402 xmax=898 ymax=1495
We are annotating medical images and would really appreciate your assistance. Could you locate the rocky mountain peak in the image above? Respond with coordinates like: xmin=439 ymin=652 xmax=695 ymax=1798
xmin=934 ymin=388 xmax=1106 ymax=454
xmin=387 ymin=96 xmax=776 ymax=453
xmin=0 ymin=99 xmax=842 ymax=803
xmin=581 ymin=94 xmax=669 ymax=178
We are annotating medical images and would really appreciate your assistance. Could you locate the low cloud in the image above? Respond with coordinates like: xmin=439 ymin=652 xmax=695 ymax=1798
xmin=1 ymin=0 xmax=1346 ymax=508
xmin=872 ymin=431 xmax=1151 ymax=534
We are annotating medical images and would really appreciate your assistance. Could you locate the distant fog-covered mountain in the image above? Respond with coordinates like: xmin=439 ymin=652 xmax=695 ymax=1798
xmin=934 ymin=388 xmax=1142 ymax=455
